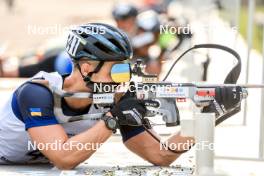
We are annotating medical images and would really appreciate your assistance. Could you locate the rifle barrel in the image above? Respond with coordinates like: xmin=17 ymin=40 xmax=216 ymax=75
xmin=196 ymin=84 xmax=264 ymax=88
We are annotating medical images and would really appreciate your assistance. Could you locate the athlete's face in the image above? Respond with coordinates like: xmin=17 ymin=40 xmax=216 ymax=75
xmin=90 ymin=61 xmax=121 ymax=83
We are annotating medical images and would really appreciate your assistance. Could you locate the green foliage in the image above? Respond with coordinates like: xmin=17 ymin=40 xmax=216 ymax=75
xmin=239 ymin=6 xmax=264 ymax=52
xmin=220 ymin=5 xmax=264 ymax=52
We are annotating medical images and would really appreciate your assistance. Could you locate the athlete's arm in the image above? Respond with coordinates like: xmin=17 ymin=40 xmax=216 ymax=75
xmin=16 ymin=83 xmax=112 ymax=169
xmin=28 ymin=120 xmax=111 ymax=170
xmin=123 ymin=130 xmax=194 ymax=166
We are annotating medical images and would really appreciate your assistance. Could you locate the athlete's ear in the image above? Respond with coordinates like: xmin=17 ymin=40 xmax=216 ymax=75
xmin=80 ymin=61 xmax=94 ymax=76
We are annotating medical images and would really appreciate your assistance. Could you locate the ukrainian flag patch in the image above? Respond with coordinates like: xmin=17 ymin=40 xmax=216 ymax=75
xmin=30 ymin=108 xmax=42 ymax=116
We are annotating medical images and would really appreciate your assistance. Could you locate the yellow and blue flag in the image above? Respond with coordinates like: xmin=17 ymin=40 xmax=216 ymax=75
xmin=111 ymin=64 xmax=131 ymax=83
xmin=30 ymin=108 xmax=42 ymax=116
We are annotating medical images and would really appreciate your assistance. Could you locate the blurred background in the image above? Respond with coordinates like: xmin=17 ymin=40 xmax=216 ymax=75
xmin=1 ymin=0 xmax=264 ymax=175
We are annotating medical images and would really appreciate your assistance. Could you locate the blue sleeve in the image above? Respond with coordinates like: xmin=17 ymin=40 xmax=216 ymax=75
xmin=119 ymin=125 xmax=145 ymax=142
xmin=15 ymin=82 xmax=58 ymax=130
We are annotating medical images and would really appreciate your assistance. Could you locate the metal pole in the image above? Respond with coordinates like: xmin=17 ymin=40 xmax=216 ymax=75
xmin=259 ymin=26 xmax=264 ymax=159
xmin=243 ymin=0 xmax=255 ymax=126
xmin=195 ymin=113 xmax=215 ymax=175
xmin=234 ymin=0 xmax=241 ymax=49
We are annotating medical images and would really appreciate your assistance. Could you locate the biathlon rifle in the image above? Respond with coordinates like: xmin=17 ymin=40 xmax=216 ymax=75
xmin=53 ymin=44 xmax=264 ymax=126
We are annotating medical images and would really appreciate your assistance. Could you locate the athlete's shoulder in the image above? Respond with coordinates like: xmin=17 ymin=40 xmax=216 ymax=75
xmin=15 ymin=81 xmax=53 ymax=103
xmin=14 ymin=82 xmax=58 ymax=130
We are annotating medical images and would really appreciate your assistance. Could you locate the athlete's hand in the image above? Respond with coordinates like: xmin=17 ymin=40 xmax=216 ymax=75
xmin=110 ymin=98 xmax=147 ymax=126
xmin=110 ymin=83 xmax=157 ymax=126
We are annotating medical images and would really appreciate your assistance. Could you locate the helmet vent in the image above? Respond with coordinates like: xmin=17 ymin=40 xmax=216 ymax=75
xmin=83 ymin=48 xmax=92 ymax=55
xmin=80 ymin=33 xmax=88 ymax=39
xmin=109 ymin=38 xmax=124 ymax=53
xmin=94 ymin=42 xmax=114 ymax=54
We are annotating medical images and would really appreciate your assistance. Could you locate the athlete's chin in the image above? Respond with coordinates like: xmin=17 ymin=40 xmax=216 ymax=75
xmin=83 ymin=87 xmax=92 ymax=93
xmin=75 ymin=85 xmax=92 ymax=93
